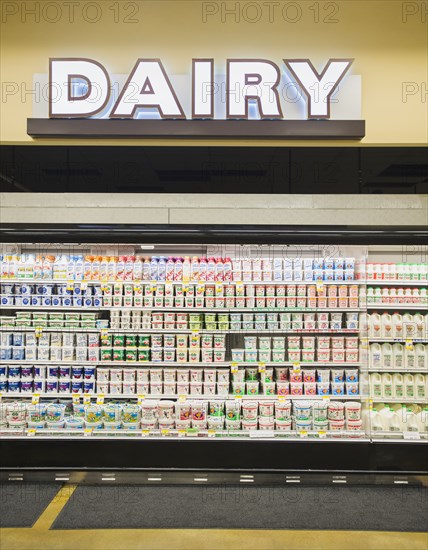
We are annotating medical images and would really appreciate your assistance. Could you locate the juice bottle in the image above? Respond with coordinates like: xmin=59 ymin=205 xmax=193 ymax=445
xmin=116 ymin=256 xmax=125 ymax=281
xmin=215 ymin=258 xmax=224 ymax=282
xmin=223 ymin=257 xmax=232 ymax=282
xmin=124 ymin=256 xmax=134 ymax=281
xmin=166 ymin=257 xmax=175 ymax=281
xmin=133 ymin=256 xmax=143 ymax=281
xmin=158 ymin=256 xmax=167 ymax=281
xmin=190 ymin=256 xmax=200 ymax=282
xmin=92 ymin=256 xmax=101 ymax=280
xmin=174 ymin=257 xmax=183 ymax=281
xmin=83 ymin=255 xmax=93 ymax=281
xmin=99 ymin=256 xmax=109 ymax=280
xmin=75 ymin=255 xmax=84 ymax=280
xmin=107 ymin=256 xmax=116 ymax=281
xmin=199 ymin=257 xmax=207 ymax=281
xmin=143 ymin=257 xmax=151 ymax=281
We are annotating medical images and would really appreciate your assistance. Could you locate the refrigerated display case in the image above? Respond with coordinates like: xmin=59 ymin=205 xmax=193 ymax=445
xmin=1 ymin=233 xmax=427 ymax=475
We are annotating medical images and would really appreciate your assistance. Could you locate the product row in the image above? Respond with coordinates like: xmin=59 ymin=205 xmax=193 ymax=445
xmin=366 ymin=262 xmax=427 ymax=282
xmin=1 ymin=398 xmax=363 ymax=432
xmin=370 ymin=403 xmax=427 ymax=433
xmin=369 ymin=343 xmax=428 ymax=370
xmin=0 ymin=254 xmax=357 ymax=282
xmin=366 ymin=287 xmax=427 ymax=306
xmin=369 ymin=373 xmax=427 ymax=400
xmin=0 ymin=312 xmax=103 ymax=329
xmin=362 ymin=313 xmax=427 ymax=340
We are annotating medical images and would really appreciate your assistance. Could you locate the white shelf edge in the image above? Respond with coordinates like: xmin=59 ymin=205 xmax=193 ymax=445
xmin=1 ymin=279 xmax=365 ymax=286
xmin=360 ymin=369 xmax=428 ymax=373
xmin=0 ymin=305 xmax=365 ymax=312
xmin=0 ymin=360 xmax=361 ymax=367
xmin=0 ymin=393 xmax=362 ymax=400
xmin=366 ymin=305 xmax=427 ymax=310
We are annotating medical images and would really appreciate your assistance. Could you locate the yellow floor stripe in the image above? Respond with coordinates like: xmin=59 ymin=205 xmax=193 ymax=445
xmin=0 ymin=527 xmax=426 ymax=550
xmin=32 ymin=483 xmax=77 ymax=531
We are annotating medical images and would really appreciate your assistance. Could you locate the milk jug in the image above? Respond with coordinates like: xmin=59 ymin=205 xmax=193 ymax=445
xmin=403 ymin=313 xmax=416 ymax=339
xmin=381 ymin=313 xmax=393 ymax=339
xmin=414 ymin=344 xmax=427 ymax=370
xmin=371 ymin=409 xmax=384 ymax=432
xmin=392 ymin=313 xmax=403 ymax=339
xmin=370 ymin=344 xmax=382 ymax=369
xmin=371 ymin=313 xmax=382 ymax=338
xmin=404 ymin=346 xmax=416 ymax=369
xmin=379 ymin=406 xmax=393 ymax=431
xmin=381 ymin=373 xmax=393 ymax=399
xmin=389 ymin=410 xmax=402 ymax=432
xmin=413 ymin=314 xmax=425 ymax=339
xmin=381 ymin=343 xmax=393 ymax=369
xmin=393 ymin=373 xmax=404 ymax=399
xmin=393 ymin=343 xmax=404 ymax=369
xmin=419 ymin=407 xmax=428 ymax=432
xmin=414 ymin=374 xmax=426 ymax=399
xmin=404 ymin=374 xmax=415 ymax=399
xmin=370 ymin=373 xmax=382 ymax=398
xmin=359 ymin=313 xmax=370 ymax=337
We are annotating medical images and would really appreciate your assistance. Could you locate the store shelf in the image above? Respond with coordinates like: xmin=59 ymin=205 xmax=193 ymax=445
xmin=361 ymin=368 xmax=428 ymax=373
xmin=371 ymin=398 xmax=428 ymax=403
xmin=0 ymin=327 xmax=362 ymax=334
xmin=366 ymin=305 xmax=427 ymax=310
xmin=367 ymin=280 xmax=427 ymax=287
xmin=0 ymin=393 xmax=362 ymax=400
xmin=367 ymin=338 xmax=428 ymax=343
xmin=0 ymin=306 xmax=102 ymax=311
xmin=0 ymin=360 xmax=361 ymax=367
xmin=1 ymin=278 xmax=364 ymax=286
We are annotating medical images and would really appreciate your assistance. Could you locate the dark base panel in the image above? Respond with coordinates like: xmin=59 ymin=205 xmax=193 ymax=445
xmin=1 ymin=440 xmax=427 ymax=474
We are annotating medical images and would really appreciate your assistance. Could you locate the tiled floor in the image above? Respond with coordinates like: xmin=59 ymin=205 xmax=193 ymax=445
xmin=0 ymin=485 xmax=427 ymax=550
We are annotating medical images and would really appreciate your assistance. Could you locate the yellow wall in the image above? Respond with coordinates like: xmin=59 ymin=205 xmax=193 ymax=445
xmin=1 ymin=0 xmax=427 ymax=146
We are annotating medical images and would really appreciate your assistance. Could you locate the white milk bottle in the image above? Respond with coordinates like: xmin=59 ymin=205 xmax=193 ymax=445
xmin=381 ymin=313 xmax=393 ymax=339
xmin=415 ymin=344 xmax=427 ymax=370
xmin=405 ymin=345 xmax=416 ymax=369
xmin=392 ymin=313 xmax=403 ymax=339
xmin=382 ymin=373 xmax=393 ymax=399
xmin=366 ymin=263 xmax=374 ymax=281
xmin=419 ymin=263 xmax=427 ymax=281
xmin=381 ymin=343 xmax=393 ymax=369
xmin=419 ymin=407 xmax=428 ymax=432
xmin=407 ymin=410 xmax=420 ymax=433
xmin=403 ymin=313 xmax=416 ymax=339
xmin=116 ymin=256 xmax=125 ymax=281
xmin=413 ymin=313 xmax=425 ymax=339
xmin=393 ymin=343 xmax=404 ymax=369
xmin=359 ymin=313 xmax=370 ymax=338
xmin=371 ymin=409 xmax=384 ymax=432
xmin=389 ymin=410 xmax=402 ymax=432
xmin=380 ymin=406 xmax=393 ymax=431
xmin=371 ymin=313 xmax=382 ymax=338
xmin=404 ymin=373 xmax=415 ymax=399
xmin=262 ymin=258 xmax=272 ymax=281
xmin=366 ymin=287 xmax=375 ymax=305
xmin=389 ymin=263 xmax=397 ymax=281
xmin=370 ymin=343 xmax=382 ymax=369
xmin=414 ymin=374 xmax=426 ymax=399
xmin=393 ymin=373 xmax=404 ymax=399
xmin=143 ymin=257 xmax=151 ymax=281
xmin=370 ymin=373 xmax=382 ymax=398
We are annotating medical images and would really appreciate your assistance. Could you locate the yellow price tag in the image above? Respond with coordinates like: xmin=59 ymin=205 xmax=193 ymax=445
xmin=134 ymin=285 xmax=141 ymax=293
xmin=32 ymin=394 xmax=40 ymax=404
xmin=258 ymin=362 xmax=266 ymax=373
xmin=141 ymin=430 xmax=150 ymax=437
xmin=230 ymin=363 xmax=239 ymax=373
xmin=66 ymin=280 xmax=74 ymax=291
xmin=101 ymin=328 xmax=109 ymax=339
xmin=235 ymin=395 xmax=243 ymax=400
xmin=178 ymin=395 xmax=187 ymax=402
xmin=96 ymin=394 xmax=105 ymax=405
xmin=292 ymin=362 xmax=301 ymax=373
xmin=35 ymin=327 xmax=43 ymax=338
xmin=405 ymin=339 xmax=414 ymax=351
xmin=316 ymin=281 xmax=324 ymax=292
xmin=0 ymin=393 xmax=3 ymax=402
xmin=322 ymin=396 xmax=330 ymax=401
xmin=192 ymin=329 xmax=199 ymax=334
xmin=84 ymin=428 xmax=93 ymax=436
xmin=83 ymin=394 xmax=91 ymax=405
xmin=27 ymin=429 xmax=36 ymax=436
xmin=178 ymin=429 xmax=186 ymax=437
xmin=208 ymin=429 xmax=216 ymax=437
xmin=215 ymin=284 xmax=223 ymax=295
xmin=138 ymin=395 xmax=145 ymax=404
xmin=161 ymin=429 xmax=169 ymax=436
xmin=299 ymin=430 xmax=308 ymax=438
xmin=72 ymin=395 xmax=80 ymax=405
xmin=318 ymin=431 xmax=327 ymax=438
xmin=278 ymin=396 xmax=286 ymax=402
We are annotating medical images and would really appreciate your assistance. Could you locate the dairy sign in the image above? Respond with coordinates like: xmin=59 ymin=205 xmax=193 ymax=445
xmin=27 ymin=57 xmax=365 ymax=139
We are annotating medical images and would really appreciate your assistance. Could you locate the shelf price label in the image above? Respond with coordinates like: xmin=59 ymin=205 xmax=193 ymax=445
xmin=318 ymin=431 xmax=327 ymax=439
xmin=215 ymin=283 xmax=223 ymax=295
xmin=101 ymin=328 xmax=109 ymax=340
xmin=27 ymin=429 xmax=36 ymax=437
xmin=405 ymin=339 xmax=414 ymax=351
xmin=360 ymin=337 xmax=369 ymax=350
xmin=66 ymin=281 xmax=74 ymax=291
xmin=234 ymin=395 xmax=243 ymax=402
xmin=316 ymin=281 xmax=324 ymax=292
xmin=230 ymin=362 xmax=239 ymax=374
xmin=403 ymin=431 xmax=421 ymax=440
xmin=292 ymin=362 xmax=301 ymax=372
xmin=208 ymin=429 xmax=216 ymax=438
xmin=96 ymin=394 xmax=105 ymax=405
xmin=161 ymin=429 xmax=169 ymax=437
xmin=299 ymin=430 xmax=308 ymax=438
xmin=72 ymin=395 xmax=80 ymax=405
xmin=31 ymin=394 xmax=40 ymax=404
xmin=35 ymin=327 xmax=43 ymax=338
xmin=322 ymin=396 xmax=330 ymax=402
xmin=137 ymin=395 xmax=145 ymax=404
xmin=134 ymin=284 xmax=141 ymax=293
xmin=141 ymin=430 xmax=150 ymax=437
xmin=277 ymin=396 xmax=286 ymax=403
xmin=177 ymin=429 xmax=186 ymax=438
xmin=0 ymin=394 xmax=3 ymax=402
xmin=84 ymin=428 xmax=93 ymax=437
xmin=258 ymin=362 xmax=266 ymax=373
xmin=178 ymin=395 xmax=187 ymax=403
xmin=83 ymin=394 xmax=91 ymax=405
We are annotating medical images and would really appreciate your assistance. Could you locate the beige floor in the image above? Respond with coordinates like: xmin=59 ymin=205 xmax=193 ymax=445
xmin=1 ymin=485 xmax=427 ymax=550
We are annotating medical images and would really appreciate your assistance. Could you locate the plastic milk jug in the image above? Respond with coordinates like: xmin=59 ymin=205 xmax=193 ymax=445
xmin=381 ymin=343 xmax=393 ymax=369
xmin=381 ymin=373 xmax=393 ymax=399
xmin=370 ymin=344 xmax=382 ymax=369
xmin=414 ymin=374 xmax=426 ymax=399
xmin=393 ymin=373 xmax=404 ymax=399
xmin=381 ymin=313 xmax=393 ymax=339
xmin=370 ymin=373 xmax=382 ymax=398
xmin=392 ymin=313 xmax=403 ymax=339
xmin=393 ymin=343 xmax=404 ymax=369
xmin=371 ymin=313 xmax=382 ymax=338
xmin=403 ymin=313 xmax=416 ymax=339
xmin=405 ymin=346 xmax=416 ymax=369
xmin=371 ymin=409 xmax=384 ymax=432
xmin=404 ymin=374 xmax=415 ymax=399
xmin=415 ymin=344 xmax=427 ymax=370
xmin=413 ymin=314 xmax=425 ymax=339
